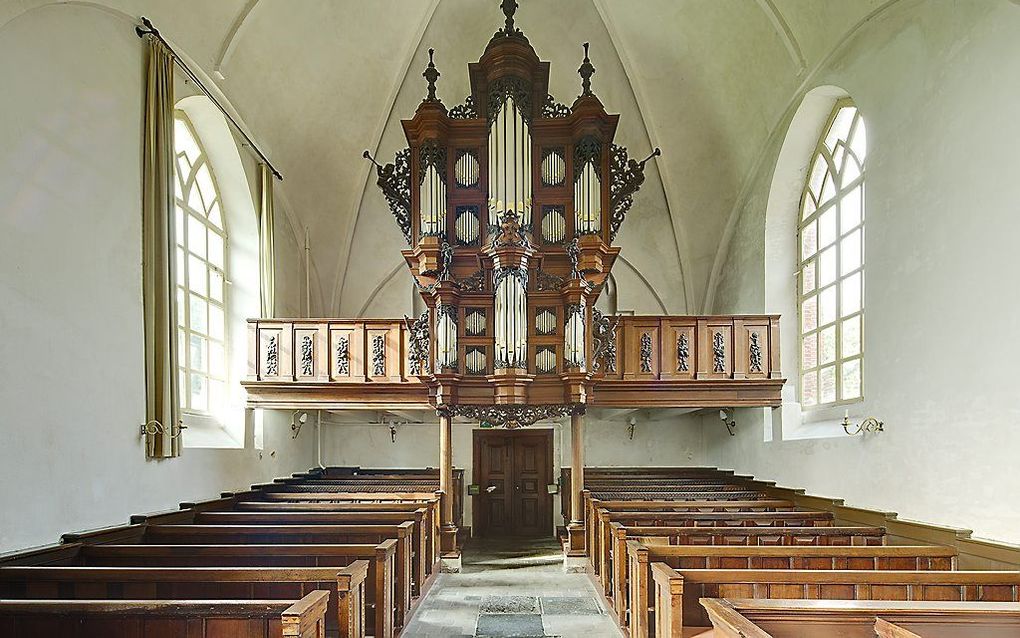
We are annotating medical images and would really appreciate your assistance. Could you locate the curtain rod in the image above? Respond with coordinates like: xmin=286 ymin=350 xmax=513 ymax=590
xmin=136 ymin=16 xmax=283 ymax=181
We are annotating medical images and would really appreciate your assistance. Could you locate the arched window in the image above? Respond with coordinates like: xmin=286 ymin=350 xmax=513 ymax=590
xmin=798 ymin=99 xmax=866 ymax=408
xmin=174 ymin=113 xmax=228 ymax=419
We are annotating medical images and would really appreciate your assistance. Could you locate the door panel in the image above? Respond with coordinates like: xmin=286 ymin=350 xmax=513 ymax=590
xmin=474 ymin=430 xmax=553 ymax=538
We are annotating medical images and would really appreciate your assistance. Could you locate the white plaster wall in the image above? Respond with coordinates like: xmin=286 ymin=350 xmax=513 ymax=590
xmin=706 ymin=0 xmax=1020 ymax=544
xmin=320 ymin=415 xmax=704 ymax=530
xmin=0 ymin=5 xmax=313 ymax=553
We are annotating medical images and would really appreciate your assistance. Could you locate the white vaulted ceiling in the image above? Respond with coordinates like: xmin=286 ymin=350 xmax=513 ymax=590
xmin=3 ymin=0 xmax=895 ymax=316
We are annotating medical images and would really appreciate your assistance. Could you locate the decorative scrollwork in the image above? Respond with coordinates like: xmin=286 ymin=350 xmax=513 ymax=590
xmin=542 ymin=94 xmax=571 ymax=118
xmin=335 ymin=336 xmax=350 ymax=376
xmin=609 ymin=144 xmax=661 ymax=242
xmin=445 ymin=403 xmax=584 ymax=429
xmin=456 ymin=269 xmax=486 ymax=292
xmin=492 ymin=265 xmax=528 ymax=290
xmin=300 ymin=335 xmax=313 ymax=376
xmin=265 ymin=335 xmax=279 ymax=376
xmin=713 ymin=331 xmax=726 ymax=373
xmin=749 ymin=332 xmax=763 ymax=374
xmin=372 ymin=334 xmax=386 ymax=377
xmin=364 ymin=147 xmax=412 ymax=244
xmin=639 ymin=332 xmax=653 ymax=373
xmin=676 ymin=333 xmax=690 ymax=373
xmin=573 ymin=135 xmax=601 ymax=179
xmin=449 ymin=95 xmax=478 ymax=119
xmin=592 ymin=308 xmax=621 ymax=374
xmin=418 ymin=141 xmax=448 ymax=184
xmin=487 ymin=75 xmax=532 ymax=123
xmin=534 ymin=269 xmax=565 ymax=292
xmin=404 ymin=311 xmax=430 ymax=376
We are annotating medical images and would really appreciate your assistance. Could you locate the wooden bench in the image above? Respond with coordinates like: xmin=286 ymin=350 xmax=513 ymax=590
xmin=592 ymin=510 xmax=836 ymax=585
xmin=0 ymin=564 xmax=365 ymax=638
xmin=0 ymin=590 xmax=329 ymax=638
xmin=194 ymin=510 xmax=434 ymax=596
xmin=74 ymin=544 xmax=393 ymax=638
xmin=137 ymin=524 xmax=413 ymax=628
xmin=701 ymin=598 xmax=1020 ymax=638
xmin=649 ymin=565 xmax=1020 ymax=636
xmin=622 ymin=545 xmax=957 ymax=637
xmin=599 ymin=522 xmax=886 ymax=604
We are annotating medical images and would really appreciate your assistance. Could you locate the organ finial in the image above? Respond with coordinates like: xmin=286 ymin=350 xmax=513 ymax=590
xmin=423 ymin=48 xmax=440 ymax=102
xmin=578 ymin=42 xmax=595 ymax=97
xmin=501 ymin=0 xmax=519 ymax=35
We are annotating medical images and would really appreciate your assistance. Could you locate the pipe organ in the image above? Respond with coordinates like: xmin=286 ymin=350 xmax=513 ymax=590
xmin=361 ymin=0 xmax=665 ymax=425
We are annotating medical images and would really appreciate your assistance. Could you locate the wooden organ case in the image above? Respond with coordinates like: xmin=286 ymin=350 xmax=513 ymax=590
xmin=364 ymin=2 xmax=663 ymax=426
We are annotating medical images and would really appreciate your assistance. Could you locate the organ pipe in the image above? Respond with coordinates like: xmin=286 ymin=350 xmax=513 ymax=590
xmin=488 ymin=95 xmax=533 ymax=227
xmin=420 ymin=164 xmax=446 ymax=237
xmin=564 ymin=305 xmax=586 ymax=371
xmin=574 ymin=160 xmax=601 ymax=235
xmin=435 ymin=305 xmax=458 ymax=371
xmin=493 ymin=259 xmax=528 ymax=369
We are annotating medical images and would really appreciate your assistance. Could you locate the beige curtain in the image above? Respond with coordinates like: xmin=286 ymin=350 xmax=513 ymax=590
xmin=141 ymin=35 xmax=181 ymax=458
xmin=258 ymin=163 xmax=276 ymax=318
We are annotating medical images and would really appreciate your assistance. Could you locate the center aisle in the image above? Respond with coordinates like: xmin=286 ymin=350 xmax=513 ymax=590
xmin=400 ymin=538 xmax=625 ymax=638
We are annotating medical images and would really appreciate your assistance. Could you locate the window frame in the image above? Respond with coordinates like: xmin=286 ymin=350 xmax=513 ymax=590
xmin=173 ymin=112 xmax=230 ymax=427
xmin=797 ymin=97 xmax=866 ymax=411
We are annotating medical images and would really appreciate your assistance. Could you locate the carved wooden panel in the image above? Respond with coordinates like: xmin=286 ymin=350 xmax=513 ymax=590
xmin=624 ymin=320 xmax=661 ymax=380
xmin=661 ymin=319 xmax=696 ymax=381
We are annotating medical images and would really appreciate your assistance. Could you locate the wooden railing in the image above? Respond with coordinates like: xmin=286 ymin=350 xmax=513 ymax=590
xmin=242 ymin=315 xmax=783 ymax=409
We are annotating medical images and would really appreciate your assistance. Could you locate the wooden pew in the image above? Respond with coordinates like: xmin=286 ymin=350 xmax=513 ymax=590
xmin=138 ymin=524 xmax=414 ymax=628
xmin=599 ymin=522 xmax=887 ymax=618
xmin=623 ymin=545 xmax=957 ymax=637
xmin=701 ymin=598 xmax=1020 ymax=638
xmin=592 ymin=510 xmax=836 ymax=585
xmin=73 ymin=544 xmax=393 ymax=638
xmin=194 ymin=510 xmax=434 ymax=596
xmin=0 ymin=565 xmax=365 ymax=638
xmin=0 ymin=590 xmax=329 ymax=638
xmin=649 ymin=565 xmax=1020 ymax=636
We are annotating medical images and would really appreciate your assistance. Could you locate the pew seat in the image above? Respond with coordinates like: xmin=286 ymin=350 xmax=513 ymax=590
xmin=0 ymin=564 xmax=366 ymax=638
xmin=701 ymin=598 xmax=1020 ymax=638
xmin=0 ymin=590 xmax=329 ymax=638
xmin=651 ymin=565 xmax=1020 ymax=635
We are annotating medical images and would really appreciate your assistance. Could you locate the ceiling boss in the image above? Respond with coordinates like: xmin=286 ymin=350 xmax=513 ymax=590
xmin=365 ymin=0 xmax=659 ymax=429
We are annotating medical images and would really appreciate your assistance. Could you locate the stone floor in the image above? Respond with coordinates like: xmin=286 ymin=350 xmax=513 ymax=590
xmin=399 ymin=537 xmax=625 ymax=638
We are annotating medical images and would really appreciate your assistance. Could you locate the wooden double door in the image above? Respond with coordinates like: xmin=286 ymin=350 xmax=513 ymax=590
xmin=473 ymin=429 xmax=553 ymax=538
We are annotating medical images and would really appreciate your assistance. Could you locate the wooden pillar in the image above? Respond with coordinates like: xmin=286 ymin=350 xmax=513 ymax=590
xmin=566 ymin=409 xmax=586 ymax=556
xmin=438 ymin=410 xmax=459 ymax=556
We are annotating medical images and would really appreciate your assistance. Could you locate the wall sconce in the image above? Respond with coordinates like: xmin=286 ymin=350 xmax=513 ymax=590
xmin=389 ymin=423 xmax=398 ymax=443
xmin=627 ymin=416 xmax=637 ymax=440
xmin=842 ymin=411 xmax=884 ymax=436
xmin=290 ymin=411 xmax=308 ymax=439
xmin=720 ymin=410 xmax=736 ymax=436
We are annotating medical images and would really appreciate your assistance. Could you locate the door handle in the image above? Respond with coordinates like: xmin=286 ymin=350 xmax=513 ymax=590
xmin=486 ymin=485 xmax=497 ymax=493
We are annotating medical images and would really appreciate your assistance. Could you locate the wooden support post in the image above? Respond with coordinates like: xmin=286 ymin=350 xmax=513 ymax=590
xmin=438 ymin=410 xmax=459 ymax=557
xmin=566 ymin=409 xmax=586 ymax=556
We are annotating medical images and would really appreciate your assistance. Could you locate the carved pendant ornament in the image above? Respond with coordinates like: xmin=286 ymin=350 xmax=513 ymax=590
xmin=640 ymin=332 xmax=653 ymax=373
xmin=265 ymin=334 xmax=279 ymax=376
xmin=372 ymin=334 xmax=386 ymax=377
xmin=676 ymin=333 xmax=690 ymax=373
xmin=300 ymin=335 xmax=314 ymax=376
xmin=335 ymin=335 xmax=350 ymax=376
xmin=713 ymin=331 xmax=726 ymax=373
xmin=749 ymin=332 xmax=763 ymax=374
xmin=443 ymin=403 xmax=584 ymax=429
